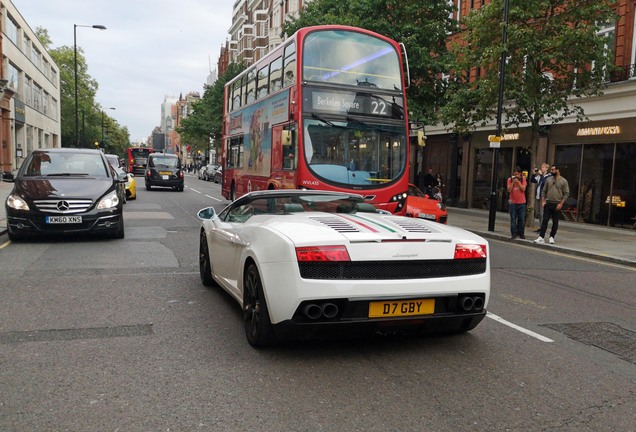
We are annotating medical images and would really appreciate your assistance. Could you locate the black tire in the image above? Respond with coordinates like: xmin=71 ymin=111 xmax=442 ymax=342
xmin=243 ymin=263 xmax=276 ymax=347
xmin=178 ymin=185 xmax=184 ymax=191
xmin=146 ymin=184 xmax=151 ymax=191
xmin=7 ymin=227 xmax=23 ymax=242
xmin=112 ymin=216 xmax=125 ymax=239
xmin=199 ymin=231 xmax=216 ymax=287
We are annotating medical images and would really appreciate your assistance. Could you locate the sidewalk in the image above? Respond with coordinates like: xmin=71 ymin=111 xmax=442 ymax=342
xmin=1 ymin=180 xmax=635 ymax=267
xmin=445 ymin=206 xmax=636 ymax=268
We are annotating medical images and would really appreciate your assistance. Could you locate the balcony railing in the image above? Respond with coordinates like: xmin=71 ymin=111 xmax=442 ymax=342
xmin=609 ymin=64 xmax=636 ymax=82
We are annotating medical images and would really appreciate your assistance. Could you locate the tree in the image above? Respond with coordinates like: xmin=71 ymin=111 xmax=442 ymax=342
xmin=441 ymin=0 xmax=617 ymax=217
xmin=283 ymin=0 xmax=456 ymax=124
xmin=177 ymin=63 xmax=244 ymax=157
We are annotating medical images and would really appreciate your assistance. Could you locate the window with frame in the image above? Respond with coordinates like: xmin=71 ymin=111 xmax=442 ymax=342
xmin=283 ymin=43 xmax=296 ymax=88
xmin=232 ymin=78 xmax=243 ymax=111
xmin=594 ymin=20 xmax=615 ymax=81
xmin=8 ymin=63 xmax=19 ymax=91
xmin=270 ymin=57 xmax=283 ymax=93
xmin=257 ymin=64 xmax=269 ymax=99
xmin=33 ymin=84 xmax=42 ymax=111
xmin=245 ymin=68 xmax=256 ymax=104
xmin=24 ymin=76 xmax=32 ymax=106
xmin=31 ymin=48 xmax=42 ymax=70
xmin=51 ymin=98 xmax=58 ymax=120
xmin=6 ymin=15 xmax=18 ymax=45
xmin=228 ymin=136 xmax=244 ymax=168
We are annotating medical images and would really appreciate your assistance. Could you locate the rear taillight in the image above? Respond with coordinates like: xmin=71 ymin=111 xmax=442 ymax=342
xmin=454 ymin=244 xmax=487 ymax=259
xmin=146 ymin=170 xmax=151 ymax=177
xmin=296 ymin=246 xmax=351 ymax=262
xmin=179 ymin=171 xmax=184 ymax=179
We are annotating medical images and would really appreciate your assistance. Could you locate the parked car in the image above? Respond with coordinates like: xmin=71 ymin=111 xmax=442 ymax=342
xmin=197 ymin=165 xmax=207 ymax=180
xmin=201 ymin=164 xmax=219 ymax=181
xmin=212 ymin=166 xmax=223 ymax=184
xmin=106 ymin=154 xmax=128 ymax=204
xmin=405 ymin=184 xmax=448 ymax=224
xmin=117 ymin=168 xmax=136 ymax=200
xmin=4 ymin=148 xmax=126 ymax=240
xmin=145 ymin=153 xmax=184 ymax=191
xmin=198 ymin=189 xmax=489 ymax=347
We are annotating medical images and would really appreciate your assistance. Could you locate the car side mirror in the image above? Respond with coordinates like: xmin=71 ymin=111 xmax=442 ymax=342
xmin=117 ymin=172 xmax=128 ymax=182
xmin=197 ymin=207 xmax=217 ymax=220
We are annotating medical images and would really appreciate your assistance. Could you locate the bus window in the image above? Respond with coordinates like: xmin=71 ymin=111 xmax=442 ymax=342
xmin=270 ymin=57 xmax=283 ymax=93
xmin=245 ymin=69 xmax=256 ymax=104
xmin=228 ymin=136 xmax=244 ymax=168
xmin=232 ymin=79 xmax=243 ymax=111
xmin=283 ymin=43 xmax=296 ymax=88
xmin=257 ymin=65 xmax=269 ymax=99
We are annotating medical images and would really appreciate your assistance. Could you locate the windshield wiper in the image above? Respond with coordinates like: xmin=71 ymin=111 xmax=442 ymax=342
xmin=45 ymin=173 xmax=90 ymax=177
xmin=311 ymin=113 xmax=337 ymax=127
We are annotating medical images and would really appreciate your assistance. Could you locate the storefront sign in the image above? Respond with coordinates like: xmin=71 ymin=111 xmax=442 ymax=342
xmin=577 ymin=126 xmax=621 ymax=136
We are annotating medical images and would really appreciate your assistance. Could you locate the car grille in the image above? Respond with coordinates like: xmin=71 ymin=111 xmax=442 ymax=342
xmin=298 ymin=258 xmax=486 ymax=280
xmin=33 ymin=199 xmax=93 ymax=214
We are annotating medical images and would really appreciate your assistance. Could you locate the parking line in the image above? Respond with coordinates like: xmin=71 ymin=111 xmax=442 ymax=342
xmin=0 ymin=240 xmax=10 ymax=250
xmin=486 ymin=312 xmax=554 ymax=342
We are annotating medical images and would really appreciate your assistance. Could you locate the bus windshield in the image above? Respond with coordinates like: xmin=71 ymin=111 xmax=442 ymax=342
xmin=302 ymin=30 xmax=402 ymax=91
xmin=303 ymin=118 xmax=406 ymax=187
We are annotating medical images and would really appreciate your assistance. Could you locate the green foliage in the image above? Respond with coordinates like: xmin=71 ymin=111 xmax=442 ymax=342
xmin=442 ymin=0 xmax=618 ymax=141
xmin=177 ymin=63 xmax=245 ymax=156
xmin=283 ymin=0 xmax=456 ymax=124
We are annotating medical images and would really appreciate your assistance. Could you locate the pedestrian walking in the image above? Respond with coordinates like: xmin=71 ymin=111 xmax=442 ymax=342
xmin=507 ymin=166 xmax=527 ymax=240
xmin=530 ymin=163 xmax=551 ymax=231
xmin=534 ymin=164 xmax=570 ymax=244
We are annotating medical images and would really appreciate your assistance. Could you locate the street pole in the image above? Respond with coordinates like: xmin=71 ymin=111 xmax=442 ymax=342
xmin=488 ymin=0 xmax=510 ymax=232
xmin=101 ymin=107 xmax=116 ymax=149
xmin=74 ymin=24 xmax=106 ymax=147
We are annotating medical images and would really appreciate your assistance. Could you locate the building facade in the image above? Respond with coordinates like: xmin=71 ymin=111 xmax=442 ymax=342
xmin=226 ymin=0 xmax=309 ymax=68
xmin=424 ymin=0 xmax=636 ymax=229
xmin=1 ymin=0 xmax=61 ymax=176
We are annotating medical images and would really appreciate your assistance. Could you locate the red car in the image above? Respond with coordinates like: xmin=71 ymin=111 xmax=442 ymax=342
xmin=405 ymin=184 xmax=448 ymax=224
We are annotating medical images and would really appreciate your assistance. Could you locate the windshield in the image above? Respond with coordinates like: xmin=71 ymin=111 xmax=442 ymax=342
xmin=150 ymin=156 xmax=179 ymax=168
xmin=302 ymin=29 xmax=402 ymax=91
xmin=21 ymin=151 xmax=109 ymax=177
xmin=130 ymin=148 xmax=152 ymax=158
xmin=303 ymin=118 xmax=406 ymax=187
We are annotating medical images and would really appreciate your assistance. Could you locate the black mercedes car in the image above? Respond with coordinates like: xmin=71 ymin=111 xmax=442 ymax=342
xmin=4 ymin=148 xmax=127 ymax=241
xmin=144 ymin=153 xmax=184 ymax=191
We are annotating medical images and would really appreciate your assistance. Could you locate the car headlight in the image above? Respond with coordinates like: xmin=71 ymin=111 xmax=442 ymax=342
xmin=437 ymin=202 xmax=446 ymax=210
xmin=97 ymin=191 xmax=120 ymax=209
xmin=7 ymin=194 xmax=30 ymax=211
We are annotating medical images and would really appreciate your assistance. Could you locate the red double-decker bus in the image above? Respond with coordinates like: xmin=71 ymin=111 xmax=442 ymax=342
xmin=126 ymin=147 xmax=154 ymax=175
xmin=221 ymin=25 xmax=421 ymax=214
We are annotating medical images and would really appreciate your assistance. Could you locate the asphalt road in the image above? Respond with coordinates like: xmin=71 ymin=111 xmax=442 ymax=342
xmin=1 ymin=175 xmax=634 ymax=432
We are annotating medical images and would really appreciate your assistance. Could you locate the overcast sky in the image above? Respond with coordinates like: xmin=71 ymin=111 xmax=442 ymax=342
xmin=12 ymin=0 xmax=233 ymax=143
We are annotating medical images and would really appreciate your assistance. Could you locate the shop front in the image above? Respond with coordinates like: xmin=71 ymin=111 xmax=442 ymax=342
xmin=550 ymin=118 xmax=636 ymax=229
xmin=468 ymin=128 xmax=538 ymax=212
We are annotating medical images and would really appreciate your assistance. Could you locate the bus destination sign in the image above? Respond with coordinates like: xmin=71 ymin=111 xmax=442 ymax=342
xmin=308 ymin=90 xmax=400 ymax=118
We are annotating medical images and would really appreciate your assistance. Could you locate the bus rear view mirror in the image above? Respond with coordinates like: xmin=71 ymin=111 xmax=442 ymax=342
xmin=282 ymin=130 xmax=292 ymax=146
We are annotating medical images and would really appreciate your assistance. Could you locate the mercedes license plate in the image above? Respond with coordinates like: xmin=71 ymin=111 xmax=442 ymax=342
xmin=368 ymin=299 xmax=435 ymax=318
xmin=46 ymin=216 xmax=83 ymax=224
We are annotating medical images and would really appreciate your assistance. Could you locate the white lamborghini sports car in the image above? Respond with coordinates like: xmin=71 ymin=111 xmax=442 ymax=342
xmin=198 ymin=190 xmax=490 ymax=347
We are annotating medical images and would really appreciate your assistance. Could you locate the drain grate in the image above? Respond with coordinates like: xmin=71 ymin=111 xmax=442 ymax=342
xmin=0 ymin=324 xmax=153 ymax=344
xmin=541 ymin=322 xmax=636 ymax=364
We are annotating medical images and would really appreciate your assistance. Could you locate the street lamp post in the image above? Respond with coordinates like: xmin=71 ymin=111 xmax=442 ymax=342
xmin=74 ymin=24 xmax=106 ymax=147
xmin=487 ymin=0 xmax=510 ymax=232
xmin=101 ymin=107 xmax=116 ymax=149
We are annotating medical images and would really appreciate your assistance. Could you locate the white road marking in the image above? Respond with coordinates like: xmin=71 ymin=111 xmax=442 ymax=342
xmin=189 ymin=188 xmax=201 ymax=194
xmin=486 ymin=312 xmax=554 ymax=342
xmin=205 ymin=195 xmax=222 ymax=202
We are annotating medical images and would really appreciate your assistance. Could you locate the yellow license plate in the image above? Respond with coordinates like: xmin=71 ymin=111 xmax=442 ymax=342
xmin=159 ymin=171 xmax=172 ymax=175
xmin=368 ymin=299 xmax=435 ymax=318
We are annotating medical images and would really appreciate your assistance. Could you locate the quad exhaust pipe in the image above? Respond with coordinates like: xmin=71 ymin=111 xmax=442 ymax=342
xmin=302 ymin=302 xmax=339 ymax=320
